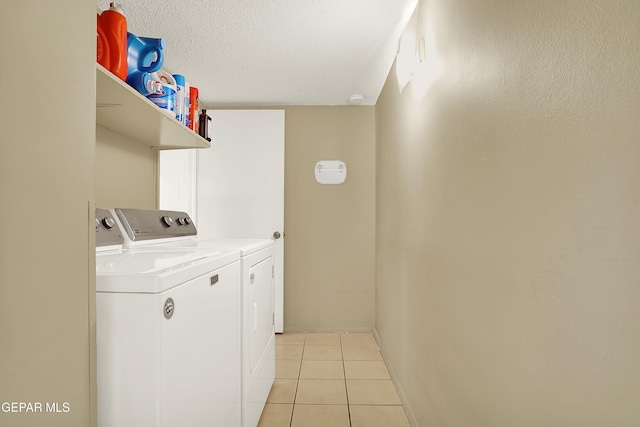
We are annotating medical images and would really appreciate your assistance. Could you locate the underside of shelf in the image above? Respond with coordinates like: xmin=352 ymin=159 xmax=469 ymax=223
xmin=96 ymin=64 xmax=210 ymax=150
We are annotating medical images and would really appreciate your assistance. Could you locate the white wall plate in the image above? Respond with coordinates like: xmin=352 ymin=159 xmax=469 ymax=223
xmin=315 ymin=160 xmax=347 ymax=184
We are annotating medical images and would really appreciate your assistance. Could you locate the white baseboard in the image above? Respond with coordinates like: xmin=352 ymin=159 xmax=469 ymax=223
xmin=281 ymin=327 xmax=375 ymax=334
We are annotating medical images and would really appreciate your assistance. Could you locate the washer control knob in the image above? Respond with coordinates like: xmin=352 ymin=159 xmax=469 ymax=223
xmin=101 ymin=217 xmax=116 ymax=229
xmin=161 ymin=216 xmax=174 ymax=228
xmin=177 ymin=217 xmax=193 ymax=226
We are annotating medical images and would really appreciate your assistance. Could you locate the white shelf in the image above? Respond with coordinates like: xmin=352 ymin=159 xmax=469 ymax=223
xmin=96 ymin=64 xmax=210 ymax=149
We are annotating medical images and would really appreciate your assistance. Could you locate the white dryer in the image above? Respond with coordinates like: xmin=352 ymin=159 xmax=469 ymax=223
xmin=172 ymin=238 xmax=275 ymax=427
xmin=95 ymin=209 xmax=242 ymax=427
xmin=113 ymin=208 xmax=275 ymax=427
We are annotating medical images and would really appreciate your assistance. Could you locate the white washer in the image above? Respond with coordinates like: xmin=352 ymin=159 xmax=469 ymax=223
xmin=95 ymin=209 xmax=242 ymax=427
xmin=113 ymin=208 xmax=275 ymax=427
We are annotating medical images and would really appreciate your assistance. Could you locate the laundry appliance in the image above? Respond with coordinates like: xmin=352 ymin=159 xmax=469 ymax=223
xmin=112 ymin=208 xmax=276 ymax=427
xmin=94 ymin=208 xmax=242 ymax=427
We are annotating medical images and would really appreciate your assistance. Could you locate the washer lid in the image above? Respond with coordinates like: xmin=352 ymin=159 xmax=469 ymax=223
xmin=96 ymin=249 xmax=240 ymax=293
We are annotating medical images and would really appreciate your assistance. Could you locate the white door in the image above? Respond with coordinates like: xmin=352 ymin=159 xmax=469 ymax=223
xmin=158 ymin=109 xmax=285 ymax=332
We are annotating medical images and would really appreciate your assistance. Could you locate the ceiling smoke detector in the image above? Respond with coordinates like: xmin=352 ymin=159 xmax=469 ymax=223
xmin=348 ymin=94 xmax=365 ymax=105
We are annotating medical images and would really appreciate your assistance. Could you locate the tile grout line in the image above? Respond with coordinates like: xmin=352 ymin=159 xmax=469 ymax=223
xmin=290 ymin=334 xmax=306 ymax=427
xmin=340 ymin=335 xmax=353 ymax=427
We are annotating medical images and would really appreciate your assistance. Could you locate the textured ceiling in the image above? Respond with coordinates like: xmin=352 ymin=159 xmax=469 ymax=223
xmin=98 ymin=0 xmax=417 ymax=106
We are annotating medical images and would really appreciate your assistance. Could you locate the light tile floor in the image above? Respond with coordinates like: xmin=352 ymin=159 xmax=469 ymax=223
xmin=258 ymin=333 xmax=410 ymax=427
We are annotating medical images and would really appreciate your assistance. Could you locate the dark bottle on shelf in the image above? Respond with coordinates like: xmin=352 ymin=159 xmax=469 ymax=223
xmin=199 ymin=109 xmax=212 ymax=142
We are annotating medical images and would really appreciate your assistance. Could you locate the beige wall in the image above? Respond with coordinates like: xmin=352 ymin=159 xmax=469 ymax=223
xmin=0 ymin=1 xmax=96 ymax=426
xmin=95 ymin=126 xmax=157 ymax=209
xmin=375 ymin=1 xmax=640 ymax=426
xmin=284 ymin=106 xmax=376 ymax=332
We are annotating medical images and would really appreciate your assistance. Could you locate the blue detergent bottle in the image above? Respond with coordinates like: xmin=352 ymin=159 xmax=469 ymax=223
xmin=126 ymin=32 xmax=165 ymax=95
xmin=173 ymin=74 xmax=186 ymax=125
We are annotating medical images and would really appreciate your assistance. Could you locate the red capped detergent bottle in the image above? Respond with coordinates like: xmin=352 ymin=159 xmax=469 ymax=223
xmin=189 ymin=87 xmax=199 ymax=132
xmin=97 ymin=2 xmax=128 ymax=81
